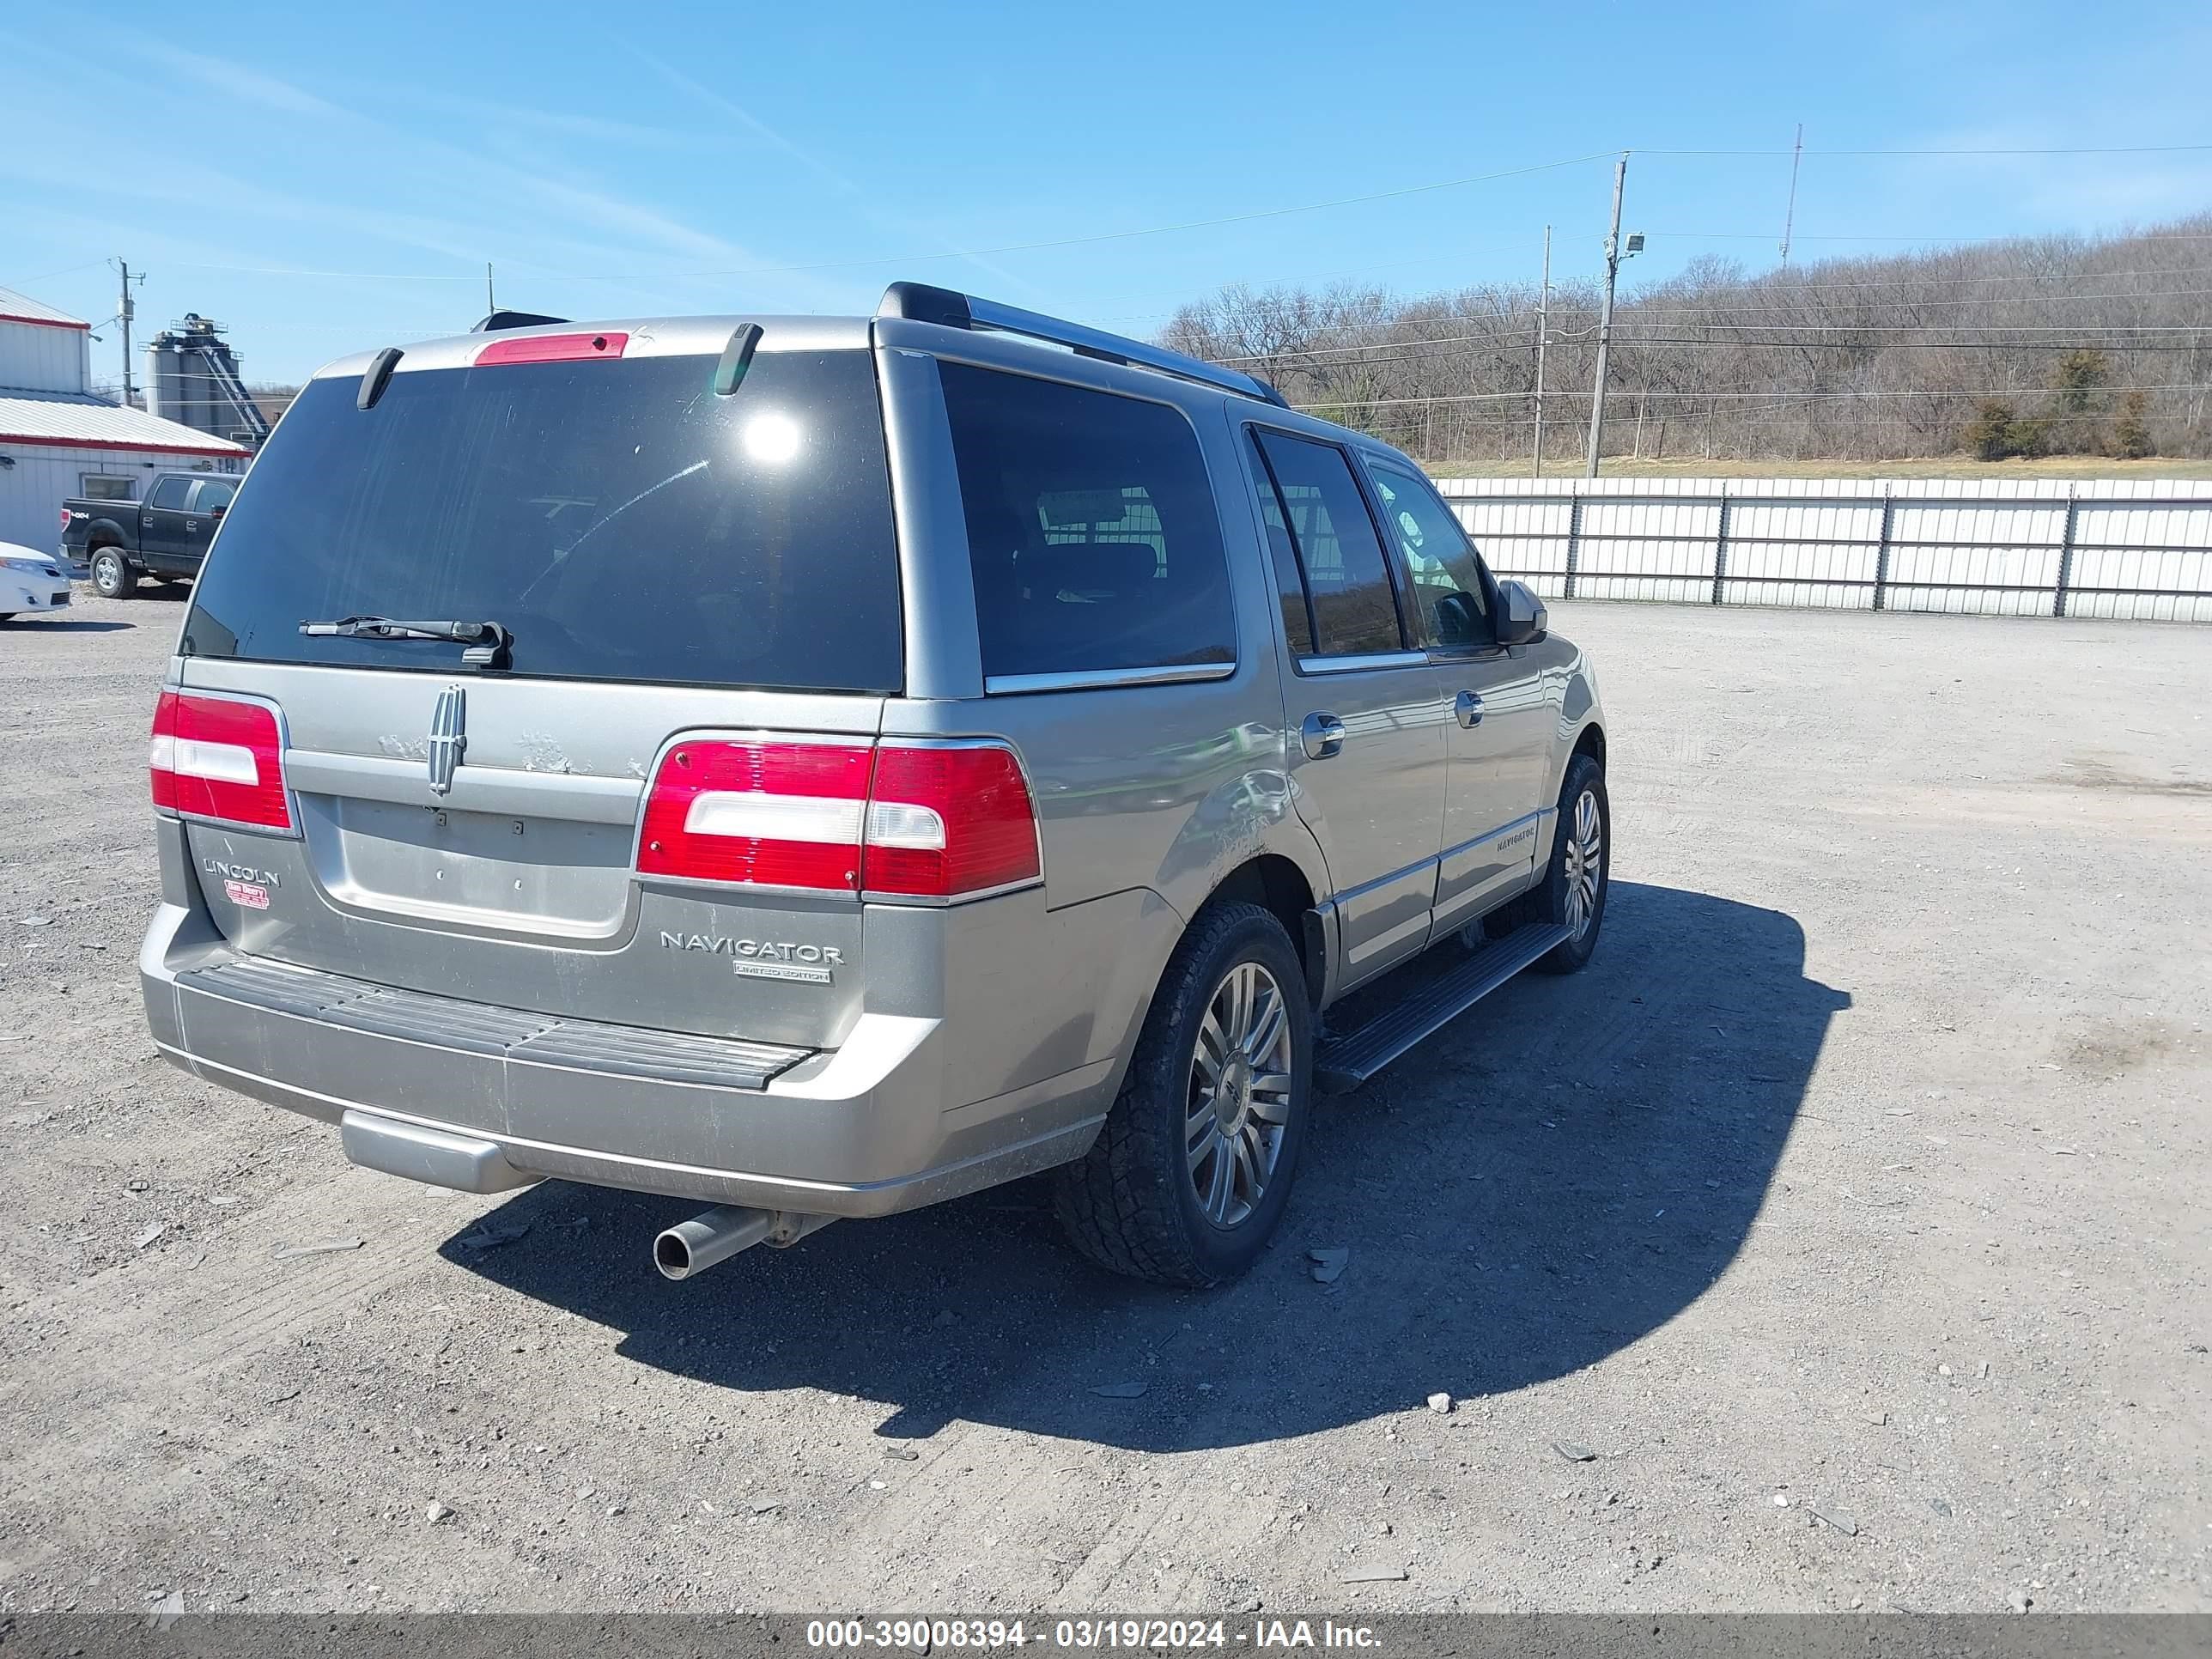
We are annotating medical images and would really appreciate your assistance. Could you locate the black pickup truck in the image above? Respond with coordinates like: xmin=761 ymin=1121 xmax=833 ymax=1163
xmin=62 ymin=471 xmax=243 ymax=599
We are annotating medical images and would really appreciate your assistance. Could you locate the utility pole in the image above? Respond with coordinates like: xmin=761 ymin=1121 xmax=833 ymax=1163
xmin=115 ymin=258 xmax=140 ymax=408
xmin=1583 ymin=153 xmax=1629 ymax=479
xmin=485 ymin=262 xmax=495 ymax=315
xmin=1779 ymin=123 xmax=1804 ymax=265
xmin=1531 ymin=225 xmax=1551 ymax=477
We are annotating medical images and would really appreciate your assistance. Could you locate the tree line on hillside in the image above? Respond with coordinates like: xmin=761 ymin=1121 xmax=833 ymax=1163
xmin=1160 ymin=214 xmax=2212 ymax=466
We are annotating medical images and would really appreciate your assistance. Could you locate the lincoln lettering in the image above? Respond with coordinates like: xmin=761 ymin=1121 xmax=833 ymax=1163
xmin=659 ymin=932 xmax=843 ymax=965
xmin=204 ymin=859 xmax=280 ymax=888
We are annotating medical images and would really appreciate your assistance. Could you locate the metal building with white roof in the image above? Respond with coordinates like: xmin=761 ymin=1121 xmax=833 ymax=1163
xmin=0 ymin=284 xmax=248 ymax=558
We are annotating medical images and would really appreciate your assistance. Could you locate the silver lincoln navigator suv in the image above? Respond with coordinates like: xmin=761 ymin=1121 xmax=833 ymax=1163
xmin=138 ymin=283 xmax=1608 ymax=1287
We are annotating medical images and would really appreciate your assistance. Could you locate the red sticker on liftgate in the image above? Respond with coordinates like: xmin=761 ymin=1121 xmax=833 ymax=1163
xmin=223 ymin=879 xmax=270 ymax=910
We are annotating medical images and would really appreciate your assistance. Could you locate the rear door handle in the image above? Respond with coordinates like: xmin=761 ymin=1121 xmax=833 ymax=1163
xmin=1300 ymin=711 xmax=1347 ymax=760
xmin=1454 ymin=690 xmax=1484 ymax=727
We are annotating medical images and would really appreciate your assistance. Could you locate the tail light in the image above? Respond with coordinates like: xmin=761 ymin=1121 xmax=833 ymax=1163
xmin=149 ymin=691 xmax=295 ymax=834
xmin=60 ymin=507 xmax=71 ymax=530
xmin=637 ymin=738 xmax=1041 ymax=901
xmin=638 ymin=740 xmax=872 ymax=891
xmin=865 ymin=744 xmax=1041 ymax=898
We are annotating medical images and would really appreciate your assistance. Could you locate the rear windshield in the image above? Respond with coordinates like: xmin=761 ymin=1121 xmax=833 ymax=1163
xmin=181 ymin=348 xmax=901 ymax=693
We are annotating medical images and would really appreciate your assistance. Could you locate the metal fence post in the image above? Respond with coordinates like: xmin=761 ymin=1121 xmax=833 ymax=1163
xmin=1564 ymin=493 xmax=1583 ymax=600
xmin=1873 ymin=490 xmax=1895 ymax=612
xmin=2054 ymin=489 xmax=2079 ymax=618
xmin=1711 ymin=492 xmax=1730 ymax=606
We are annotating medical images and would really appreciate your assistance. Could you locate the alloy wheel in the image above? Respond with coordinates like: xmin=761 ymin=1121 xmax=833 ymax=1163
xmin=1563 ymin=787 xmax=1604 ymax=939
xmin=1184 ymin=960 xmax=1294 ymax=1228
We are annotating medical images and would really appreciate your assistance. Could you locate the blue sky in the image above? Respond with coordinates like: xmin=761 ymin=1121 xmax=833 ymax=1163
xmin=4 ymin=0 xmax=2209 ymax=386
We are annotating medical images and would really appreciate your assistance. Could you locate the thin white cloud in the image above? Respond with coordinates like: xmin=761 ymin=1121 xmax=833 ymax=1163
xmin=628 ymin=46 xmax=1037 ymax=297
xmin=392 ymin=128 xmax=853 ymax=307
xmin=105 ymin=28 xmax=345 ymax=118
xmin=2 ymin=28 xmax=848 ymax=312
xmin=628 ymin=49 xmax=855 ymax=190
xmin=388 ymin=90 xmax=714 ymax=149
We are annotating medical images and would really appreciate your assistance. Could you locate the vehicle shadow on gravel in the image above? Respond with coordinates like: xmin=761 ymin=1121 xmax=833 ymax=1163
xmin=450 ymin=880 xmax=1848 ymax=1451
xmin=3 ymin=619 xmax=135 ymax=632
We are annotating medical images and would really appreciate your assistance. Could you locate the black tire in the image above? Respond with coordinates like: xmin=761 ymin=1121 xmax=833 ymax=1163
xmin=91 ymin=549 xmax=135 ymax=599
xmin=1472 ymin=903 xmax=1520 ymax=944
xmin=1054 ymin=902 xmax=1314 ymax=1287
xmin=1530 ymin=752 xmax=1609 ymax=974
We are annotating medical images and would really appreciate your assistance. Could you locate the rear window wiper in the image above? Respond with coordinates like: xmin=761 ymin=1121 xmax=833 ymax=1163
xmin=299 ymin=616 xmax=513 ymax=667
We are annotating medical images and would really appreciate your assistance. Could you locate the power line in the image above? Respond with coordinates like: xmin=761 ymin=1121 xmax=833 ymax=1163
xmin=1647 ymin=229 xmax=2212 ymax=244
xmin=1163 ymin=274 xmax=2212 ymax=343
xmin=1594 ymin=333 xmax=2211 ymax=348
xmin=1673 ymin=288 xmax=2198 ymax=319
xmin=1296 ymin=382 xmax=2212 ymax=409
xmin=1218 ymin=321 xmax=2212 ymax=367
xmin=0 ymin=258 xmax=112 ymax=291
xmin=1675 ymin=264 xmax=2212 ymax=293
xmin=1357 ymin=405 xmax=2194 ymax=428
xmin=1119 ymin=260 xmax=2212 ymax=332
xmin=1644 ymin=143 xmax=2212 ymax=157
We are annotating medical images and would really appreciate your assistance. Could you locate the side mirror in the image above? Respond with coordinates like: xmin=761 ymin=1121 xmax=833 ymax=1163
xmin=1497 ymin=579 xmax=1548 ymax=647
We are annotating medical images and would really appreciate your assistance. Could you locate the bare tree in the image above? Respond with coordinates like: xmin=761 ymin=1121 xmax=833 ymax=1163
xmin=1158 ymin=213 xmax=2212 ymax=464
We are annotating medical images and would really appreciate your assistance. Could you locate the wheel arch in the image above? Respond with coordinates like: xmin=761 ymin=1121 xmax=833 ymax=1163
xmin=1204 ymin=853 xmax=1322 ymax=1011
xmin=1528 ymin=716 xmax=1606 ymax=890
xmin=1571 ymin=719 xmax=1606 ymax=772
xmin=1087 ymin=851 xmax=1325 ymax=1123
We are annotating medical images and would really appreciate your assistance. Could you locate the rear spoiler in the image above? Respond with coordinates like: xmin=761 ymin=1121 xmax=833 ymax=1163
xmin=471 ymin=309 xmax=570 ymax=332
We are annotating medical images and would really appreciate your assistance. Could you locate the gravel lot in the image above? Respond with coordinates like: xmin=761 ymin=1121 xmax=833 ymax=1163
xmin=1 ymin=593 xmax=2206 ymax=1617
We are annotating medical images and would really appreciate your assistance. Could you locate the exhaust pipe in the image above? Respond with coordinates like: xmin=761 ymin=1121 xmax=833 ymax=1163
xmin=653 ymin=1206 xmax=835 ymax=1281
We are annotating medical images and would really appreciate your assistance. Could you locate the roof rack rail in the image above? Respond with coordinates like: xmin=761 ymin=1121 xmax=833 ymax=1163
xmin=878 ymin=282 xmax=1289 ymax=409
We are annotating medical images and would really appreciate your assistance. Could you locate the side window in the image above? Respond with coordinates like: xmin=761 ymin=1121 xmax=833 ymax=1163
xmin=1251 ymin=429 xmax=1404 ymax=659
xmin=941 ymin=362 xmax=1234 ymax=680
xmin=1246 ymin=433 xmax=1314 ymax=658
xmin=79 ymin=474 xmax=137 ymax=501
xmin=149 ymin=477 xmax=191 ymax=510
xmin=1361 ymin=456 xmax=1492 ymax=650
xmin=191 ymin=479 xmax=237 ymax=514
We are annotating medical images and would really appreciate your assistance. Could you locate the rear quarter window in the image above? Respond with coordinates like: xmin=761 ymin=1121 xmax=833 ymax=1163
xmin=941 ymin=362 xmax=1234 ymax=682
xmin=182 ymin=349 xmax=901 ymax=693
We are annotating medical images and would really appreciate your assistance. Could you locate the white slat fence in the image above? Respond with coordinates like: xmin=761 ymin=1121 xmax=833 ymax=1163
xmin=1435 ymin=477 xmax=2212 ymax=623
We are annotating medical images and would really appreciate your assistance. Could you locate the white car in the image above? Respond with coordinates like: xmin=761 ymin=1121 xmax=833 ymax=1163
xmin=0 ymin=540 xmax=72 ymax=622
